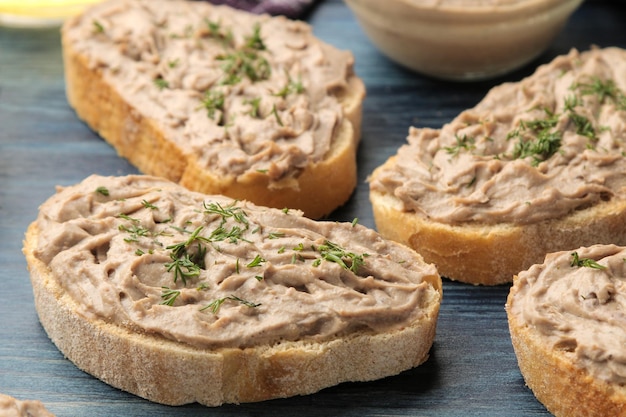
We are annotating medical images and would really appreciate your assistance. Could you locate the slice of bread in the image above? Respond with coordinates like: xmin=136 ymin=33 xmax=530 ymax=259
xmin=61 ymin=0 xmax=365 ymax=219
xmin=507 ymin=245 xmax=626 ymax=417
xmin=369 ymin=47 xmax=626 ymax=285
xmin=0 ymin=394 xmax=56 ymax=417
xmin=23 ymin=174 xmax=442 ymax=406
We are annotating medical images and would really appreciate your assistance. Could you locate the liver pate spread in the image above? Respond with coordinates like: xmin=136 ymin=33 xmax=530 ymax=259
xmin=62 ymin=0 xmax=356 ymax=184
xmin=370 ymin=47 xmax=626 ymax=225
xmin=0 ymin=394 xmax=55 ymax=417
xmin=510 ymin=244 xmax=626 ymax=385
xmin=33 ymin=175 xmax=439 ymax=349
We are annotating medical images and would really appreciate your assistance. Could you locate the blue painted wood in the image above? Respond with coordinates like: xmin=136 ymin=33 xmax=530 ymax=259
xmin=1 ymin=1 xmax=624 ymax=415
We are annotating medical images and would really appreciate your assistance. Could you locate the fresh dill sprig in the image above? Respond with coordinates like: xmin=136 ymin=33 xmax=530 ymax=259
xmin=507 ymin=109 xmax=562 ymax=166
xmin=92 ymin=20 xmax=104 ymax=33
xmin=444 ymin=134 xmax=475 ymax=157
xmin=142 ymin=200 xmax=158 ymax=210
xmin=313 ymin=240 xmax=368 ymax=274
xmin=203 ymin=201 xmax=249 ymax=225
xmin=271 ymin=104 xmax=283 ymax=126
xmin=244 ymin=23 xmax=266 ymax=51
xmin=570 ymin=251 xmax=607 ymax=270
xmin=165 ymin=251 xmax=203 ymax=285
xmin=244 ymin=97 xmax=262 ymax=118
xmin=204 ymin=18 xmax=235 ymax=47
xmin=274 ymin=72 xmax=305 ymax=98
xmin=200 ymin=295 xmax=261 ymax=313
xmin=117 ymin=214 xmax=151 ymax=243
xmin=246 ymin=254 xmax=266 ymax=268
xmin=203 ymin=201 xmax=251 ymax=244
xmin=95 ymin=186 xmax=109 ymax=196
xmin=572 ymin=76 xmax=626 ymax=110
xmin=154 ymin=77 xmax=169 ymax=90
xmin=208 ymin=224 xmax=247 ymax=243
xmin=160 ymin=287 xmax=181 ymax=306
xmin=217 ymin=49 xmax=271 ymax=85
xmin=165 ymin=226 xmax=208 ymax=284
xmin=201 ymin=89 xmax=225 ymax=124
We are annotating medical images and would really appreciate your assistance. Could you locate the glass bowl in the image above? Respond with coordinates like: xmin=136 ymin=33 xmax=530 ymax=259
xmin=345 ymin=0 xmax=584 ymax=81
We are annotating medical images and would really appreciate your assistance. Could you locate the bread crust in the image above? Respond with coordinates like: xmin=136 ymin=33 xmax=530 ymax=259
xmin=61 ymin=3 xmax=365 ymax=219
xmin=370 ymin=155 xmax=626 ymax=285
xmin=24 ymin=219 xmax=441 ymax=406
xmin=0 ymin=394 xmax=56 ymax=417
xmin=506 ymin=280 xmax=626 ymax=417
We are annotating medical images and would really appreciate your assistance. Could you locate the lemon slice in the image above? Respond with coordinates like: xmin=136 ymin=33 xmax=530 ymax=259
xmin=0 ymin=0 xmax=102 ymax=27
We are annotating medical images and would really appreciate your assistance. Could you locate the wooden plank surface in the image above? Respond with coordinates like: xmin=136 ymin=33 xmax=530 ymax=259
xmin=1 ymin=1 xmax=625 ymax=415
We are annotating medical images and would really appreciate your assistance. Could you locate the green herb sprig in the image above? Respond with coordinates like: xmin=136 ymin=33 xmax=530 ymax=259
xmin=204 ymin=19 xmax=235 ymax=47
xmin=96 ymin=186 xmax=109 ymax=196
xmin=160 ymin=287 xmax=181 ymax=306
xmin=312 ymin=240 xmax=368 ymax=274
xmin=165 ymin=226 xmax=208 ymax=284
xmin=444 ymin=134 xmax=475 ymax=157
xmin=570 ymin=251 xmax=607 ymax=270
xmin=201 ymin=295 xmax=261 ymax=313
xmin=507 ymin=108 xmax=562 ymax=166
xmin=201 ymin=90 xmax=225 ymax=124
xmin=572 ymin=76 xmax=626 ymax=110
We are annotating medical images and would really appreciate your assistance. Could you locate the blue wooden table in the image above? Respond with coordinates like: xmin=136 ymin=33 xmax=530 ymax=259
xmin=1 ymin=1 xmax=624 ymax=415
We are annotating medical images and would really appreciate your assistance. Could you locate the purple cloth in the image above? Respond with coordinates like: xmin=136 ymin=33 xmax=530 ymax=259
xmin=206 ymin=0 xmax=317 ymax=18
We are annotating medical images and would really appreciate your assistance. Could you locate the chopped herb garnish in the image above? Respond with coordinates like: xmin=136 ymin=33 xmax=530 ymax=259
xmin=118 ymin=213 xmax=140 ymax=223
xmin=271 ymin=104 xmax=283 ymax=126
xmin=268 ymin=232 xmax=285 ymax=239
xmin=274 ymin=72 xmax=305 ymax=98
xmin=118 ymin=223 xmax=150 ymax=243
xmin=247 ymin=254 xmax=266 ymax=268
xmin=203 ymin=201 xmax=248 ymax=225
xmin=142 ymin=200 xmax=158 ymax=210
xmin=569 ymin=111 xmax=596 ymax=139
xmin=204 ymin=18 xmax=235 ymax=47
xmin=572 ymin=76 xmax=626 ymax=110
xmin=165 ymin=252 xmax=202 ymax=284
xmin=160 ymin=287 xmax=181 ymax=306
xmin=570 ymin=251 xmax=607 ymax=270
xmin=96 ymin=186 xmax=109 ymax=196
xmin=92 ymin=20 xmax=104 ymax=33
xmin=165 ymin=226 xmax=208 ymax=284
xmin=444 ymin=134 xmax=475 ymax=156
xmin=167 ymin=226 xmax=206 ymax=257
xmin=244 ymin=97 xmax=262 ymax=118
xmin=154 ymin=77 xmax=169 ymax=90
xmin=201 ymin=90 xmax=225 ymax=124
xmin=507 ymin=108 xmax=562 ymax=166
xmin=209 ymin=224 xmax=247 ymax=243
xmin=201 ymin=295 xmax=261 ymax=313
xmin=244 ymin=23 xmax=266 ymax=51
xmin=563 ymin=94 xmax=597 ymax=140
xmin=314 ymin=240 xmax=368 ymax=274
xmin=217 ymin=49 xmax=271 ymax=85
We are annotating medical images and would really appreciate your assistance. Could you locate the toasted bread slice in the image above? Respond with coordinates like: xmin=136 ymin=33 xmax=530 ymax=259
xmin=61 ymin=0 xmax=365 ymax=219
xmin=23 ymin=174 xmax=441 ymax=406
xmin=507 ymin=245 xmax=626 ymax=416
xmin=369 ymin=47 xmax=626 ymax=285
